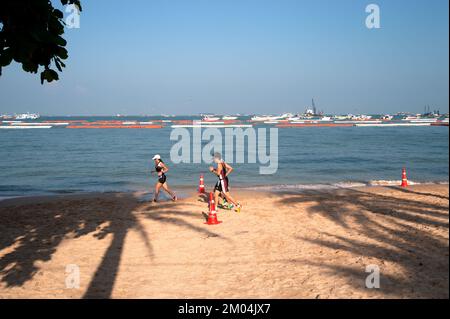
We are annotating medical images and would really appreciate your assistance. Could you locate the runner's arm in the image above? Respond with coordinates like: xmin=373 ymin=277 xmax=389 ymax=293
xmin=160 ymin=162 xmax=169 ymax=173
xmin=209 ymin=163 xmax=221 ymax=176
xmin=224 ymin=162 xmax=233 ymax=177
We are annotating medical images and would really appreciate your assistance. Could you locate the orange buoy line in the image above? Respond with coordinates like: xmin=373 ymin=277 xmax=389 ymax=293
xmin=276 ymin=123 xmax=354 ymax=128
xmin=431 ymin=122 xmax=449 ymax=127
xmin=67 ymin=125 xmax=164 ymax=129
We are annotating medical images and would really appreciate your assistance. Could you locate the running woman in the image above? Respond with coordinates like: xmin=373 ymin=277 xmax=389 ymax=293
xmin=209 ymin=152 xmax=241 ymax=212
xmin=152 ymin=154 xmax=177 ymax=202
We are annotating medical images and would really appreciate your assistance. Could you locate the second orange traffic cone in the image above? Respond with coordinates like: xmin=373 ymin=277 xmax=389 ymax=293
xmin=401 ymin=168 xmax=408 ymax=187
xmin=198 ymin=174 xmax=205 ymax=193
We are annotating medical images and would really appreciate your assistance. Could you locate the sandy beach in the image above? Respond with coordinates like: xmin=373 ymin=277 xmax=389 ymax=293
xmin=0 ymin=184 xmax=448 ymax=299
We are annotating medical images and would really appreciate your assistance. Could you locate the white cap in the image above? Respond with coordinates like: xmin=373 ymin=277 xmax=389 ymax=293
xmin=152 ymin=154 xmax=161 ymax=160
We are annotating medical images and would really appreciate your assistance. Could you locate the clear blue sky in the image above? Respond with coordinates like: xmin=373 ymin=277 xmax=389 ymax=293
xmin=0 ymin=0 xmax=448 ymax=115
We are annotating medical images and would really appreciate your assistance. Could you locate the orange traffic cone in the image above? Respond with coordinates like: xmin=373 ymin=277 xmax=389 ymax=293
xmin=401 ymin=168 xmax=408 ymax=187
xmin=205 ymin=192 xmax=222 ymax=225
xmin=198 ymin=174 xmax=205 ymax=194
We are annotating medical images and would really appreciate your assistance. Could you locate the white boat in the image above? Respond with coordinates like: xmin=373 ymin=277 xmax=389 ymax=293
xmin=202 ymin=115 xmax=221 ymax=122
xmin=222 ymin=116 xmax=238 ymax=120
xmin=381 ymin=115 xmax=393 ymax=120
xmin=333 ymin=115 xmax=349 ymax=121
xmin=402 ymin=115 xmax=421 ymax=121
xmin=251 ymin=113 xmax=293 ymax=122
xmin=14 ymin=112 xmax=40 ymax=120
xmin=251 ymin=116 xmax=274 ymax=122
xmin=251 ymin=115 xmax=281 ymax=122
xmin=409 ymin=118 xmax=438 ymax=123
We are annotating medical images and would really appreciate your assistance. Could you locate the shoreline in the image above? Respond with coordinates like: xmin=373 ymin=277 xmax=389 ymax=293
xmin=1 ymin=180 xmax=448 ymax=205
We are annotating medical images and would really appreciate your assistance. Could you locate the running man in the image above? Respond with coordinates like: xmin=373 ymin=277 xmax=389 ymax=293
xmin=209 ymin=152 xmax=241 ymax=212
xmin=151 ymin=154 xmax=177 ymax=202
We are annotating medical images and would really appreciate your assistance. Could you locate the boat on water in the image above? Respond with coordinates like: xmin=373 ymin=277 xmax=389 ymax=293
xmin=1 ymin=114 xmax=14 ymax=120
xmin=251 ymin=113 xmax=293 ymax=122
xmin=409 ymin=118 xmax=438 ymax=123
xmin=14 ymin=112 xmax=40 ymax=120
xmin=201 ymin=115 xmax=221 ymax=122
xmin=222 ymin=115 xmax=239 ymax=120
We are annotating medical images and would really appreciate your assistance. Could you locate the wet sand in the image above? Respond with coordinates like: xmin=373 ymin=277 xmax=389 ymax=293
xmin=0 ymin=185 xmax=448 ymax=299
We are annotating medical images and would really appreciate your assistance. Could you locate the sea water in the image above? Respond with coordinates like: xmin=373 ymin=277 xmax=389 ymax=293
xmin=0 ymin=117 xmax=448 ymax=198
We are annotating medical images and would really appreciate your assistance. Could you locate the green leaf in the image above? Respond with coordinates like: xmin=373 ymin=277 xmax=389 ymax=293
xmin=22 ymin=61 xmax=39 ymax=73
xmin=56 ymin=47 xmax=68 ymax=59
xmin=0 ymin=48 xmax=13 ymax=67
xmin=53 ymin=9 xmax=64 ymax=19
xmin=54 ymin=58 xmax=63 ymax=72
xmin=41 ymin=68 xmax=59 ymax=84
xmin=55 ymin=35 xmax=67 ymax=47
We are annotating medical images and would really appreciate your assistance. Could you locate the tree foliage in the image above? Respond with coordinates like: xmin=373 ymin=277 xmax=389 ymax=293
xmin=0 ymin=0 xmax=82 ymax=84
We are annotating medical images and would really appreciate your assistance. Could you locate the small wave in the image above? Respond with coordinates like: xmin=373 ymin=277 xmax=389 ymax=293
xmin=367 ymin=180 xmax=447 ymax=186
xmin=0 ymin=196 xmax=21 ymax=202
xmin=244 ymin=180 xmax=448 ymax=192
xmin=244 ymin=182 xmax=367 ymax=192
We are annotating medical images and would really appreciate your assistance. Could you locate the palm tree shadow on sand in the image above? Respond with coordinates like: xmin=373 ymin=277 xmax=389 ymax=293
xmin=0 ymin=194 xmax=226 ymax=299
xmin=276 ymin=186 xmax=449 ymax=298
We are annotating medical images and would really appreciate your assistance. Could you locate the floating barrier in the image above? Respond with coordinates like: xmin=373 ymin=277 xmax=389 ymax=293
xmin=431 ymin=122 xmax=449 ymax=127
xmin=172 ymin=124 xmax=253 ymax=128
xmin=276 ymin=123 xmax=353 ymax=128
xmin=66 ymin=125 xmax=164 ymax=129
xmin=0 ymin=125 xmax=52 ymax=129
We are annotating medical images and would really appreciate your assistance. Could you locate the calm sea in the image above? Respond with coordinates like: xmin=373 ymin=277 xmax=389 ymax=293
xmin=0 ymin=116 xmax=448 ymax=198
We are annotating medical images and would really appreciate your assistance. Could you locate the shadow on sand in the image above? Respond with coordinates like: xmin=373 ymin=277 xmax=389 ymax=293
xmin=276 ymin=186 xmax=449 ymax=298
xmin=0 ymin=194 xmax=223 ymax=298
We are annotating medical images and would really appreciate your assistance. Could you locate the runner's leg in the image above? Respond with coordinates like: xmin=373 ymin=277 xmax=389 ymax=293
xmin=162 ymin=182 xmax=177 ymax=200
xmin=154 ymin=182 xmax=162 ymax=202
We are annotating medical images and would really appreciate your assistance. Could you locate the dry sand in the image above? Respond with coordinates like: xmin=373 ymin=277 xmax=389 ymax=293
xmin=0 ymin=185 xmax=448 ymax=299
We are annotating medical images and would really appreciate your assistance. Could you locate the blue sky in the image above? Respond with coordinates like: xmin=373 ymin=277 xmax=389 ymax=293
xmin=0 ymin=0 xmax=448 ymax=115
